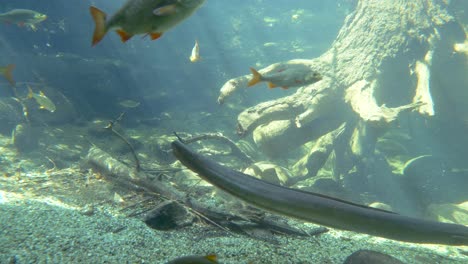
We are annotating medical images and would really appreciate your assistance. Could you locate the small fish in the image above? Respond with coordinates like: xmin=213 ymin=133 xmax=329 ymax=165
xmin=119 ymin=99 xmax=140 ymax=108
xmin=166 ymin=254 xmax=218 ymax=264
xmin=27 ymin=86 xmax=56 ymax=112
xmin=90 ymin=0 xmax=205 ymax=46
xmin=0 ymin=9 xmax=47 ymax=31
xmin=248 ymin=63 xmax=322 ymax=89
xmin=0 ymin=64 xmax=15 ymax=86
xmin=189 ymin=39 xmax=201 ymax=62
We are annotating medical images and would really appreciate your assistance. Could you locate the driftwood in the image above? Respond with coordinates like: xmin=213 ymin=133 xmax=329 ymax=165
xmin=289 ymin=123 xmax=346 ymax=185
xmin=86 ymin=146 xmax=318 ymax=238
xmin=216 ymin=0 xmax=467 ymax=212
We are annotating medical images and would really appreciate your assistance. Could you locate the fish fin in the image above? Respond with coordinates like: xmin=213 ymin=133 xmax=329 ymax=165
xmin=116 ymin=29 xmax=133 ymax=42
xmin=90 ymin=6 xmax=107 ymax=46
xmin=153 ymin=5 xmax=178 ymax=16
xmin=248 ymin=67 xmax=262 ymax=87
xmin=268 ymin=82 xmax=277 ymax=89
xmin=189 ymin=56 xmax=200 ymax=62
xmin=149 ymin=32 xmax=163 ymax=40
xmin=27 ymin=86 xmax=33 ymax=99
xmin=28 ymin=24 xmax=37 ymax=31
xmin=2 ymin=64 xmax=15 ymax=86
xmin=205 ymin=254 xmax=217 ymax=261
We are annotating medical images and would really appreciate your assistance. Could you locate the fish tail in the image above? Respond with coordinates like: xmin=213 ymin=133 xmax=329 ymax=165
xmin=27 ymin=86 xmax=33 ymax=99
xmin=1 ymin=64 xmax=15 ymax=86
xmin=248 ymin=67 xmax=262 ymax=87
xmin=90 ymin=6 xmax=107 ymax=46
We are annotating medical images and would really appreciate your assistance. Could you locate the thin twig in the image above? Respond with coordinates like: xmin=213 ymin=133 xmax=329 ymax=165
xmin=105 ymin=112 xmax=141 ymax=172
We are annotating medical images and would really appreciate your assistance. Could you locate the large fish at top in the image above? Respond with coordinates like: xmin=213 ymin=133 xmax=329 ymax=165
xmin=90 ymin=0 xmax=205 ymax=46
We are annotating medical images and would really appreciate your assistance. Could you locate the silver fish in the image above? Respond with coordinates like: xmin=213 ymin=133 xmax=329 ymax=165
xmin=0 ymin=9 xmax=47 ymax=31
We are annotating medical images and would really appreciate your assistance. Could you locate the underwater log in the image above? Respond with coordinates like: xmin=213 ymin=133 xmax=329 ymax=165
xmin=86 ymin=146 xmax=308 ymax=236
xmin=172 ymin=140 xmax=468 ymax=246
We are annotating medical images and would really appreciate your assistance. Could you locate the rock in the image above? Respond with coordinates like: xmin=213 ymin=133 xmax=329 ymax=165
xmin=252 ymin=119 xmax=321 ymax=158
xmin=402 ymin=155 xmax=468 ymax=206
xmin=252 ymin=120 xmax=297 ymax=157
xmin=343 ymin=250 xmax=405 ymax=264
xmin=11 ymin=123 xmax=38 ymax=153
xmin=86 ymin=120 xmax=109 ymax=138
xmin=243 ymin=162 xmax=292 ymax=185
xmin=427 ymin=201 xmax=468 ymax=225
xmin=0 ymin=97 xmax=22 ymax=135
xmin=300 ymin=178 xmax=352 ymax=200
xmin=173 ymin=169 xmax=205 ymax=188
xmin=144 ymin=200 xmax=194 ymax=230
xmin=148 ymin=135 xmax=177 ymax=164
xmin=368 ymin=202 xmax=393 ymax=211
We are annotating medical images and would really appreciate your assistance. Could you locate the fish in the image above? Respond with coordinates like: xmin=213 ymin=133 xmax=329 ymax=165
xmin=189 ymin=39 xmax=200 ymax=62
xmin=0 ymin=9 xmax=47 ymax=31
xmin=0 ymin=64 xmax=15 ymax=86
xmin=171 ymin=140 xmax=468 ymax=246
xmin=247 ymin=63 xmax=322 ymax=89
xmin=118 ymin=99 xmax=140 ymax=108
xmin=90 ymin=0 xmax=205 ymax=46
xmin=166 ymin=254 xmax=218 ymax=264
xmin=27 ymin=86 xmax=56 ymax=112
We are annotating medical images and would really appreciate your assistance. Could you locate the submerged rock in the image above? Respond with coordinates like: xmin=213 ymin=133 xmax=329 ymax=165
xmin=343 ymin=250 xmax=405 ymax=264
xmin=144 ymin=200 xmax=194 ymax=230
xmin=427 ymin=201 xmax=468 ymax=225
xmin=0 ymin=97 xmax=23 ymax=135
xmin=368 ymin=202 xmax=393 ymax=211
xmin=402 ymin=155 xmax=468 ymax=206
xmin=243 ymin=162 xmax=292 ymax=185
xmin=11 ymin=123 xmax=38 ymax=153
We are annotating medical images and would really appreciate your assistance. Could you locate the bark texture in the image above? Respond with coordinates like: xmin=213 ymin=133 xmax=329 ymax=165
xmin=217 ymin=0 xmax=467 ymax=213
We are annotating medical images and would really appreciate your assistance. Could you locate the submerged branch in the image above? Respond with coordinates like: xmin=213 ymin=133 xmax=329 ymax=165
xmin=105 ymin=112 xmax=141 ymax=172
xmin=86 ymin=146 xmax=307 ymax=238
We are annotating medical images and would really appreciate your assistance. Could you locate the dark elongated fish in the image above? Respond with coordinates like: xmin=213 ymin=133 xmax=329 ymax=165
xmin=171 ymin=140 xmax=468 ymax=245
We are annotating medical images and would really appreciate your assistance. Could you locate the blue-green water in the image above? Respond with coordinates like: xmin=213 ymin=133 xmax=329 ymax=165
xmin=1 ymin=0 xmax=345 ymax=119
